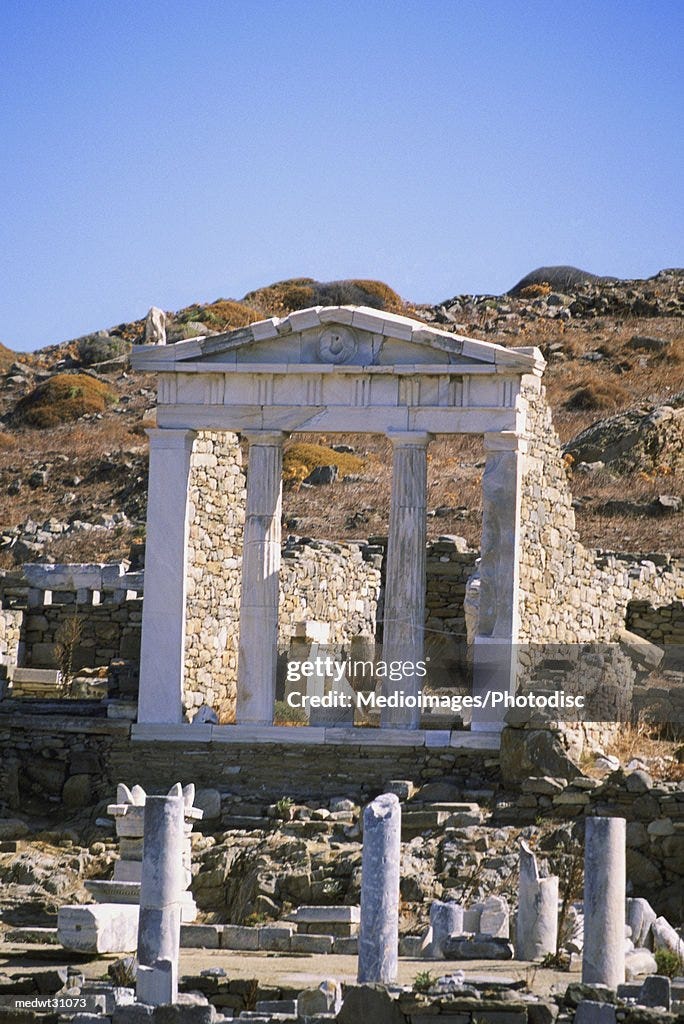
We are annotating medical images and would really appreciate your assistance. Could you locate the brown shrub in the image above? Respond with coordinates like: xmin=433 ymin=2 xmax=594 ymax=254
xmin=242 ymin=277 xmax=405 ymax=317
xmin=519 ymin=282 xmax=552 ymax=298
xmin=0 ymin=432 xmax=14 ymax=450
xmin=281 ymin=442 xmax=364 ymax=486
xmin=12 ymin=373 xmax=116 ymax=428
xmin=319 ymin=279 xmax=405 ymax=312
xmin=564 ymin=381 xmax=628 ymax=411
xmin=0 ymin=342 xmax=17 ymax=371
xmin=177 ymin=299 xmax=261 ymax=331
xmin=243 ymin=279 xmax=317 ymax=316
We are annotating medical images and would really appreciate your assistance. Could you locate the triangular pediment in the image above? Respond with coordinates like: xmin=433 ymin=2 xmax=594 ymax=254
xmin=132 ymin=305 xmax=544 ymax=373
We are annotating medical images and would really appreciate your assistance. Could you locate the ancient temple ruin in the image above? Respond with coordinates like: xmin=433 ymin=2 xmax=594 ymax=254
xmin=131 ymin=305 xmax=667 ymax=743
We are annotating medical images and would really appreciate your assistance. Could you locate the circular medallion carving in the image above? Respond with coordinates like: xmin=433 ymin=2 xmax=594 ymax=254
xmin=317 ymin=326 xmax=358 ymax=364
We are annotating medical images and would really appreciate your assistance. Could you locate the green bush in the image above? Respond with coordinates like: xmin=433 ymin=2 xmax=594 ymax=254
xmin=77 ymin=333 xmax=131 ymax=366
xmin=413 ymin=970 xmax=435 ymax=993
xmin=654 ymin=947 xmax=684 ymax=978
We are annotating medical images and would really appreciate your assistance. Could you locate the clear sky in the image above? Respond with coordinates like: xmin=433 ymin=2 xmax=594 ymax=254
xmin=1 ymin=0 xmax=682 ymax=352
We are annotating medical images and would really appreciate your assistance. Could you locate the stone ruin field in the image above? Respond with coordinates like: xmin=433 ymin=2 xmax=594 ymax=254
xmin=0 ymin=266 xmax=683 ymax=1024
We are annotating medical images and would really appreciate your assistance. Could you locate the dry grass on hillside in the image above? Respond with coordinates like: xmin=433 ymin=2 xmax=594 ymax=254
xmin=582 ymin=717 xmax=684 ymax=782
xmin=276 ymin=426 xmax=682 ymax=555
xmin=0 ymin=283 xmax=681 ymax=562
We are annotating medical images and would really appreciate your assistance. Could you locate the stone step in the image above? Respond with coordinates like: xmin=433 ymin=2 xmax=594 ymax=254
xmin=290 ymin=905 xmax=360 ymax=923
xmin=401 ymin=809 xmax=448 ymax=834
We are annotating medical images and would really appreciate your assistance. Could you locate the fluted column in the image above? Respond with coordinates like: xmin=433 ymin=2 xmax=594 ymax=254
xmin=381 ymin=431 xmax=430 ymax=729
xmin=138 ymin=428 xmax=196 ymax=724
xmin=236 ymin=431 xmax=286 ymax=724
xmin=471 ymin=431 xmax=526 ymax=731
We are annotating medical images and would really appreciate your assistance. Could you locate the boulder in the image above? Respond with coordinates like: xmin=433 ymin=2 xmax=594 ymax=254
xmin=62 ymin=774 xmax=93 ymax=808
xmin=563 ymin=404 xmax=684 ymax=474
xmin=337 ymin=984 xmax=406 ymax=1024
xmin=144 ymin=307 xmax=166 ymax=346
xmin=304 ymin=464 xmax=338 ymax=485
xmin=297 ymin=979 xmax=342 ymax=1016
xmin=0 ymin=818 xmax=29 ymax=840
xmin=500 ymin=727 xmax=581 ymax=783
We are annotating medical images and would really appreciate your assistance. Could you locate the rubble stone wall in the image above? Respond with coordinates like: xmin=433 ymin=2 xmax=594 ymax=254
xmin=278 ymin=537 xmax=381 ymax=644
xmin=24 ymin=599 xmax=142 ymax=670
xmin=184 ymin=431 xmax=246 ymax=718
xmin=425 ymin=541 xmax=478 ymax=640
xmin=0 ymin=608 xmax=22 ymax=668
xmin=0 ymin=711 xmax=497 ymax=809
xmin=502 ymin=769 xmax=684 ymax=919
xmin=627 ymin=597 xmax=684 ymax=645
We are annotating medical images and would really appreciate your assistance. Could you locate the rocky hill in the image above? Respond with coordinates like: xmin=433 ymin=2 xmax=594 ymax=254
xmin=0 ymin=268 xmax=681 ymax=565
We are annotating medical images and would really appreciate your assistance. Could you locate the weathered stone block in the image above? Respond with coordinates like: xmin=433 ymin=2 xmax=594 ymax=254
xmin=179 ymin=924 xmax=221 ymax=949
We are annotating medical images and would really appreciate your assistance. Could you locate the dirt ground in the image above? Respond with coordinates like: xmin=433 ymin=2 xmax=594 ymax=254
xmin=0 ymin=941 xmax=579 ymax=1000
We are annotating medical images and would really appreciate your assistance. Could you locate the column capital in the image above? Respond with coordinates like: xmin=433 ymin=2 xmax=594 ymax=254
xmin=145 ymin=427 xmax=197 ymax=452
xmin=386 ymin=430 xmax=432 ymax=448
xmin=241 ymin=429 xmax=288 ymax=446
xmin=483 ymin=431 xmax=528 ymax=454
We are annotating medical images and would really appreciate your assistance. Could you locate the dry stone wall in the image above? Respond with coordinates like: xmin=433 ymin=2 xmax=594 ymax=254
xmin=0 ymin=608 xmax=22 ymax=671
xmin=628 ymin=596 xmax=684 ymax=645
xmin=519 ymin=381 xmax=623 ymax=642
xmin=279 ymin=537 xmax=380 ymax=643
xmin=0 ymin=565 xmax=143 ymax=674
xmin=184 ymin=431 xmax=246 ymax=717
xmin=25 ymin=599 xmax=142 ymax=670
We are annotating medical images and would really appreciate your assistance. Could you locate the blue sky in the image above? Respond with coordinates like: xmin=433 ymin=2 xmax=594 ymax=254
xmin=1 ymin=0 xmax=682 ymax=352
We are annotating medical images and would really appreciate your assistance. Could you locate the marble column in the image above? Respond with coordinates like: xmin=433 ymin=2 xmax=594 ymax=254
xmin=358 ymin=793 xmax=401 ymax=984
xmin=236 ymin=431 xmax=285 ymax=724
xmin=471 ymin=431 xmax=526 ymax=732
xmin=138 ymin=429 xmax=196 ymax=724
xmin=425 ymin=900 xmax=464 ymax=959
xmin=136 ymin=786 xmax=185 ymax=1005
xmin=381 ymin=432 xmax=430 ymax=729
xmin=582 ymin=816 xmax=626 ymax=988
xmin=515 ymin=839 xmax=559 ymax=960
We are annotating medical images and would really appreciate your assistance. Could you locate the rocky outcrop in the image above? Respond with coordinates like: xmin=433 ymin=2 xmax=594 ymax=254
xmin=564 ymin=402 xmax=684 ymax=473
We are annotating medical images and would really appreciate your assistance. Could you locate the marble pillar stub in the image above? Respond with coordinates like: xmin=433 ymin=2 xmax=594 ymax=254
xmin=582 ymin=816 xmax=626 ymax=989
xmin=136 ymin=788 xmax=185 ymax=1005
xmin=357 ymin=792 xmax=401 ymax=984
xmin=427 ymin=900 xmax=464 ymax=959
xmin=515 ymin=839 xmax=559 ymax=961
